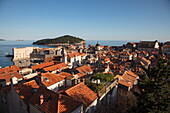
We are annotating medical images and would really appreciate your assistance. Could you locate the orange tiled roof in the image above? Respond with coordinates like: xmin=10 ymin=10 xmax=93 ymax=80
xmin=67 ymin=52 xmax=81 ymax=58
xmin=13 ymin=72 xmax=23 ymax=79
xmin=64 ymin=82 xmax=97 ymax=108
xmin=29 ymin=87 xmax=82 ymax=113
xmin=122 ymin=75 xmax=136 ymax=83
xmin=76 ymin=65 xmax=93 ymax=76
xmin=31 ymin=61 xmax=55 ymax=70
xmin=14 ymin=80 xmax=40 ymax=104
xmin=125 ymin=70 xmax=138 ymax=78
xmin=43 ymin=63 xmax=67 ymax=71
xmin=10 ymin=65 xmax=21 ymax=71
xmin=0 ymin=72 xmax=23 ymax=82
xmin=0 ymin=73 xmax=13 ymax=82
xmin=41 ymin=73 xmax=65 ymax=87
xmin=129 ymin=42 xmax=136 ymax=45
xmin=114 ymin=75 xmax=122 ymax=79
xmin=59 ymin=72 xmax=72 ymax=77
xmin=76 ymin=73 xmax=84 ymax=77
xmin=141 ymin=57 xmax=151 ymax=64
xmin=105 ymin=58 xmax=110 ymax=62
xmin=119 ymin=70 xmax=139 ymax=88
xmin=81 ymin=53 xmax=87 ymax=57
xmin=119 ymin=80 xmax=132 ymax=87
xmin=0 ymin=65 xmax=20 ymax=74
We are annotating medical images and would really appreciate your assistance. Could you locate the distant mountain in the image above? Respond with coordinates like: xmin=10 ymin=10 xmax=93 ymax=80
xmin=0 ymin=39 xmax=5 ymax=41
xmin=33 ymin=35 xmax=86 ymax=46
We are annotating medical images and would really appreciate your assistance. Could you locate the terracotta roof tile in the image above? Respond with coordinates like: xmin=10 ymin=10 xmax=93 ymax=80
xmin=118 ymin=70 xmax=139 ymax=89
xmin=0 ymin=65 xmax=20 ymax=74
xmin=31 ymin=61 xmax=55 ymax=70
xmin=67 ymin=52 xmax=81 ymax=58
xmin=11 ymin=65 xmax=20 ymax=70
xmin=0 ymin=72 xmax=23 ymax=83
xmin=119 ymin=80 xmax=132 ymax=87
xmin=41 ymin=73 xmax=65 ymax=87
xmin=125 ymin=70 xmax=138 ymax=78
xmin=81 ymin=53 xmax=87 ymax=57
xmin=0 ymin=73 xmax=13 ymax=82
xmin=141 ymin=57 xmax=151 ymax=64
xmin=64 ymin=82 xmax=97 ymax=108
xmin=43 ymin=63 xmax=67 ymax=72
xmin=29 ymin=87 xmax=82 ymax=113
xmin=59 ymin=72 xmax=72 ymax=77
xmin=76 ymin=65 xmax=93 ymax=77
xmin=14 ymin=80 xmax=40 ymax=104
xmin=76 ymin=73 xmax=84 ymax=77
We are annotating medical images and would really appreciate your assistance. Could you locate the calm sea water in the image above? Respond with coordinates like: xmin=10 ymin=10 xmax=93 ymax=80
xmin=0 ymin=40 xmax=130 ymax=68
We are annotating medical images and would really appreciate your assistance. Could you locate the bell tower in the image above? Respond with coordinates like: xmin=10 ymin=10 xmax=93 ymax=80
xmin=61 ymin=48 xmax=67 ymax=64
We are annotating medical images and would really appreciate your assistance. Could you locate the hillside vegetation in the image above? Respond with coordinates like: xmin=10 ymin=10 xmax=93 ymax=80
xmin=0 ymin=39 xmax=5 ymax=41
xmin=33 ymin=35 xmax=85 ymax=45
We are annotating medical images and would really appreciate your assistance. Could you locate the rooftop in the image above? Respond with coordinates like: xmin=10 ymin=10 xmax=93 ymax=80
xmin=29 ymin=87 xmax=82 ymax=113
xmin=61 ymin=82 xmax=97 ymax=108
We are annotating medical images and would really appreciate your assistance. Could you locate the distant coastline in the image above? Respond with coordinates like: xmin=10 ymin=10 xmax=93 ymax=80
xmin=0 ymin=39 xmax=5 ymax=41
xmin=16 ymin=39 xmax=24 ymax=41
xmin=32 ymin=35 xmax=86 ymax=46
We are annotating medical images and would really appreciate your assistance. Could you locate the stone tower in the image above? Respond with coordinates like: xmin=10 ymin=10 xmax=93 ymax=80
xmin=61 ymin=48 xmax=67 ymax=64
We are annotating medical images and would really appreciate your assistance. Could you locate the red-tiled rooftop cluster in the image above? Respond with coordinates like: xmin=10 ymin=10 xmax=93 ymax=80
xmin=43 ymin=63 xmax=67 ymax=72
xmin=29 ymin=87 xmax=82 ymax=113
xmin=61 ymin=82 xmax=97 ymax=108
xmin=31 ymin=61 xmax=55 ymax=70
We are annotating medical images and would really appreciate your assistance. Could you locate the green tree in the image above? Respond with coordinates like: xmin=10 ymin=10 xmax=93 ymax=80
xmin=93 ymin=73 xmax=114 ymax=83
xmin=87 ymin=82 xmax=104 ymax=93
xmin=33 ymin=35 xmax=85 ymax=45
xmin=128 ymin=58 xmax=170 ymax=113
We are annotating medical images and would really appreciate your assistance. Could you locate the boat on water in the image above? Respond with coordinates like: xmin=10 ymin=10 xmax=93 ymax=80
xmin=4 ymin=52 xmax=14 ymax=57
xmin=5 ymin=54 xmax=14 ymax=57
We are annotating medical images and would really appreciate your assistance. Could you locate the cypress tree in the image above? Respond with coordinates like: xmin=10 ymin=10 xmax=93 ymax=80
xmin=128 ymin=58 xmax=170 ymax=113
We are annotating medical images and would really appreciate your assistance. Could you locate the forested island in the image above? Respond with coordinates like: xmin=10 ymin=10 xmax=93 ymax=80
xmin=0 ymin=39 xmax=5 ymax=41
xmin=33 ymin=35 xmax=86 ymax=46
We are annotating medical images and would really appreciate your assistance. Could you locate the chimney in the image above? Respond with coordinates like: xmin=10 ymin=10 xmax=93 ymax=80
xmin=40 ymin=94 xmax=44 ymax=105
xmin=41 ymin=76 xmax=43 ymax=83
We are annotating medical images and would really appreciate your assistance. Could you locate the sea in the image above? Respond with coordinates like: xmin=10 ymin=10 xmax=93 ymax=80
xmin=0 ymin=40 xmax=131 ymax=68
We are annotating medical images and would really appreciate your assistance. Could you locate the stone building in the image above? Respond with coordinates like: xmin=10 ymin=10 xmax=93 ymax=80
xmin=13 ymin=47 xmax=39 ymax=61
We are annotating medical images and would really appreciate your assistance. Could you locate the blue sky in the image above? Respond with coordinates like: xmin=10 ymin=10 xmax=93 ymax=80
xmin=0 ymin=0 xmax=170 ymax=41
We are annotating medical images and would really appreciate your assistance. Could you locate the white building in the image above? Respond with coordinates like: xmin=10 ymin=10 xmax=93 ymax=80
xmin=13 ymin=47 xmax=39 ymax=61
xmin=67 ymin=52 xmax=82 ymax=68
xmin=41 ymin=73 xmax=65 ymax=92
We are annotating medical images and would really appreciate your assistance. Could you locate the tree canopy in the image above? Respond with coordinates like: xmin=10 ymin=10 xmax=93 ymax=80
xmin=87 ymin=82 xmax=104 ymax=93
xmin=128 ymin=58 xmax=170 ymax=113
xmin=93 ymin=73 xmax=115 ymax=83
xmin=33 ymin=35 xmax=85 ymax=45
xmin=0 ymin=39 xmax=5 ymax=41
